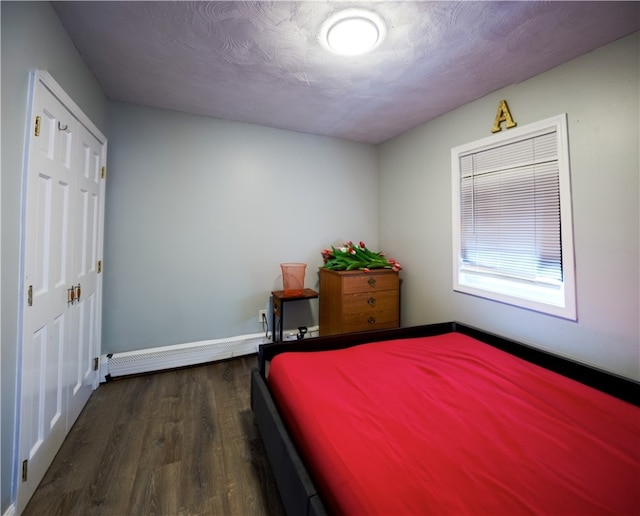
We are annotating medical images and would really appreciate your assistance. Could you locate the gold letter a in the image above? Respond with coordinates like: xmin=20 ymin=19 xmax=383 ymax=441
xmin=491 ymin=100 xmax=517 ymax=133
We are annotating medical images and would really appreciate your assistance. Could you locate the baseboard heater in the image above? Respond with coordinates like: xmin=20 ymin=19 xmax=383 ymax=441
xmin=101 ymin=326 xmax=319 ymax=381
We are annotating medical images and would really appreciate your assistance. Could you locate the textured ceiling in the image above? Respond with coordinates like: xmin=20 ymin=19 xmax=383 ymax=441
xmin=52 ymin=1 xmax=639 ymax=144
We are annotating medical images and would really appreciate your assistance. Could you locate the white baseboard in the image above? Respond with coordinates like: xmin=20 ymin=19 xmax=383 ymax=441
xmin=100 ymin=326 xmax=318 ymax=381
xmin=101 ymin=333 xmax=267 ymax=381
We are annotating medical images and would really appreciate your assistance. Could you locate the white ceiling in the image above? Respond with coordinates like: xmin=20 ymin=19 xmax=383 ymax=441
xmin=52 ymin=1 xmax=639 ymax=144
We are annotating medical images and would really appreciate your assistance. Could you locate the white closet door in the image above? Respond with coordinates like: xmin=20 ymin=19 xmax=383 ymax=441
xmin=17 ymin=71 xmax=106 ymax=513
xmin=67 ymin=124 xmax=103 ymax=427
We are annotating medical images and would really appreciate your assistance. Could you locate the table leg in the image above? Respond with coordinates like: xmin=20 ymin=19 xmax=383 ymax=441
xmin=272 ymin=297 xmax=282 ymax=342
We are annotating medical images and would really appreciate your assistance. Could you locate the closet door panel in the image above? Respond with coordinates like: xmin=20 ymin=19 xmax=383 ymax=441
xmin=19 ymin=83 xmax=77 ymax=512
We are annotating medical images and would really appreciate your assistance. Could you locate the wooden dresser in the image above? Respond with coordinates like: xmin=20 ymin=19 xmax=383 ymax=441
xmin=319 ymin=268 xmax=399 ymax=336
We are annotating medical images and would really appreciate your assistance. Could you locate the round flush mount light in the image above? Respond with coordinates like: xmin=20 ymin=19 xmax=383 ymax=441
xmin=320 ymin=9 xmax=386 ymax=56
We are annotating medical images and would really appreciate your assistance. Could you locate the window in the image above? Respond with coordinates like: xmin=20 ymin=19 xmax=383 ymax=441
xmin=451 ymin=114 xmax=576 ymax=320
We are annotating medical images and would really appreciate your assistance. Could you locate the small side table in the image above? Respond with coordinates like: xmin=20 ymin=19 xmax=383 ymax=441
xmin=271 ymin=289 xmax=319 ymax=342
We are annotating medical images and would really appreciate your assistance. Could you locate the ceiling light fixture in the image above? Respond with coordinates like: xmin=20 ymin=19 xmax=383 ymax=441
xmin=320 ymin=9 xmax=386 ymax=56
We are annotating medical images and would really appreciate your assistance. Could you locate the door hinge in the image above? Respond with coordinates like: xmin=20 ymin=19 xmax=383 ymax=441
xmin=100 ymin=166 xmax=106 ymax=179
xmin=93 ymin=357 xmax=99 ymax=371
xmin=22 ymin=460 xmax=28 ymax=482
xmin=34 ymin=116 xmax=41 ymax=137
xmin=27 ymin=285 xmax=33 ymax=307
xmin=97 ymin=260 xmax=102 ymax=273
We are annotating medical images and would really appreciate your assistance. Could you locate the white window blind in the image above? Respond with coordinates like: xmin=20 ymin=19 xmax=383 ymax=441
xmin=452 ymin=115 xmax=576 ymax=319
xmin=460 ymin=131 xmax=561 ymax=284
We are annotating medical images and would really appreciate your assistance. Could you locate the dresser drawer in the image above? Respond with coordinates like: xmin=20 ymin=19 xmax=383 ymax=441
xmin=341 ymin=308 xmax=398 ymax=333
xmin=341 ymin=290 xmax=398 ymax=315
xmin=342 ymin=272 xmax=398 ymax=294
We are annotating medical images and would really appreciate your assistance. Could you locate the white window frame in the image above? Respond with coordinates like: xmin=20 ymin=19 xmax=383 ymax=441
xmin=451 ymin=114 xmax=577 ymax=320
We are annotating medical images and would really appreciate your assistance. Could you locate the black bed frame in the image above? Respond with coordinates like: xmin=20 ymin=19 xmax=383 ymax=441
xmin=250 ymin=321 xmax=640 ymax=516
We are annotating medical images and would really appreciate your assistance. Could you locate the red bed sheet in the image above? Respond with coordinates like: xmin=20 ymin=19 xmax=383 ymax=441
xmin=268 ymin=333 xmax=640 ymax=515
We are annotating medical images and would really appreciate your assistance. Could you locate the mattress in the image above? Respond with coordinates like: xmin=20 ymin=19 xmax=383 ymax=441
xmin=267 ymin=333 xmax=640 ymax=515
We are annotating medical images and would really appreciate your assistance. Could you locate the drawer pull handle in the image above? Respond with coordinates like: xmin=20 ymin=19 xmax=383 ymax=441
xmin=367 ymin=297 xmax=376 ymax=306
xmin=367 ymin=316 xmax=376 ymax=325
xmin=368 ymin=278 xmax=376 ymax=287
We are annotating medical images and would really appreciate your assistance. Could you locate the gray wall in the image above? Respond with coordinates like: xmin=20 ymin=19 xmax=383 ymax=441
xmin=1 ymin=2 xmax=108 ymax=512
xmin=379 ymin=33 xmax=639 ymax=380
xmin=103 ymin=103 xmax=378 ymax=353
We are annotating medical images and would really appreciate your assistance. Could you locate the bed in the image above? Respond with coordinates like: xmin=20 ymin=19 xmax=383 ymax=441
xmin=251 ymin=322 xmax=640 ymax=515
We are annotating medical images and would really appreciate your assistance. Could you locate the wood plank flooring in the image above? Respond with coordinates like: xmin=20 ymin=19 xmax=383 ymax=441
xmin=23 ymin=355 xmax=286 ymax=516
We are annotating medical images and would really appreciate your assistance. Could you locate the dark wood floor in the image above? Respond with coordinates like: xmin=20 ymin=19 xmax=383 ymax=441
xmin=23 ymin=355 xmax=286 ymax=516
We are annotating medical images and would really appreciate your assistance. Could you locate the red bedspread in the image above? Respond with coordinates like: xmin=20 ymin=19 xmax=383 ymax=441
xmin=268 ymin=333 xmax=640 ymax=515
